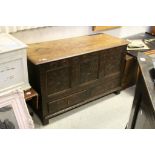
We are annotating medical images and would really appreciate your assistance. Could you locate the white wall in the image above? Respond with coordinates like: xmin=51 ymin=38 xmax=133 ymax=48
xmin=12 ymin=26 xmax=149 ymax=44
xmin=12 ymin=26 xmax=93 ymax=44
xmin=103 ymin=26 xmax=149 ymax=38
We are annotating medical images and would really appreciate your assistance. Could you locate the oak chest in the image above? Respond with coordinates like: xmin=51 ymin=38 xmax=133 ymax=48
xmin=27 ymin=34 xmax=128 ymax=125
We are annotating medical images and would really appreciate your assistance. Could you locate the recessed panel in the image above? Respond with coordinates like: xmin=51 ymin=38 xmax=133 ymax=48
xmin=104 ymin=47 xmax=123 ymax=76
xmin=46 ymin=67 xmax=70 ymax=95
xmin=79 ymin=54 xmax=99 ymax=84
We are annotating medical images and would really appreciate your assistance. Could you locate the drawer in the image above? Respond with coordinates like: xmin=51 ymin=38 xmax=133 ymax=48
xmin=90 ymin=74 xmax=121 ymax=98
xmin=48 ymin=90 xmax=89 ymax=114
xmin=89 ymin=83 xmax=106 ymax=98
xmin=48 ymin=98 xmax=69 ymax=114
xmin=68 ymin=90 xmax=89 ymax=106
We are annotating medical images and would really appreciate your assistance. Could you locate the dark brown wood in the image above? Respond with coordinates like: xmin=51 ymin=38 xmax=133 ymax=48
xmin=122 ymin=33 xmax=155 ymax=89
xmin=147 ymin=26 xmax=155 ymax=36
xmin=27 ymin=34 xmax=128 ymax=125
xmin=122 ymin=54 xmax=138 ymax=89
xmin=24 ymin=88 xmax=38 ymax=109
xmin=127 ymin=53 xmax=155 ymax=129
xmin=122 ymin=50 xmax=155 ymax=90
xmin=24 ymin=88 xmax=39 ymax=116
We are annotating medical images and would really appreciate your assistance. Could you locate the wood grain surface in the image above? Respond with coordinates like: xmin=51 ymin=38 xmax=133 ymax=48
xmin=27 ymin=33 xmax=128 ymax=124
xmin=92 ymin=26 xmax=120 ymax=31
xmin=27 ymin=33 xmax=128 ymax=65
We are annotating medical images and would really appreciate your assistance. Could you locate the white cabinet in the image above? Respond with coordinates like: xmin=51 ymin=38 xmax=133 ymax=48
xmin=0 ymin=33 xmax=30 ymax=93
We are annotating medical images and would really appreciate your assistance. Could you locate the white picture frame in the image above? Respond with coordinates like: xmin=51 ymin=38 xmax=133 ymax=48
xmin=0 ymin=89 xmax=34 ymax=129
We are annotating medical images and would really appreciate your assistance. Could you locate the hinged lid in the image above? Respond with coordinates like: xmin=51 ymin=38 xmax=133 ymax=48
xmin=0 ymin=33 xmax=27 ymax=54
xmin=28 ymin=33 xmax=129 ymax=65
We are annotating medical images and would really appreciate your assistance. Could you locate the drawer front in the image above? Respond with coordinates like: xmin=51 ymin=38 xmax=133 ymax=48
xmin=89 ymin=74 xmax=121 ymax=98
xmin=104 ymin=74 xmax=121 ymax=91
xmin=48 ymin=98 xmax=68 ymax=114
xmin=48 ymin=90 xmax=89 ymax=114
xmin=68 ymin=90 xmax=89 ymax=106
xmin=89 ymin=83 xmax=106 ymax=98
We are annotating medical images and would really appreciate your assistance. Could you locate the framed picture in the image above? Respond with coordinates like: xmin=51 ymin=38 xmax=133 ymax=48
xmin=0 ymin=89 xmax=34 ymax=129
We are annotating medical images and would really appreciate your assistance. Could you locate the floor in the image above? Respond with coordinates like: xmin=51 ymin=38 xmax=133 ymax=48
xmin=33 ymin=86 xmax=135 ymax=129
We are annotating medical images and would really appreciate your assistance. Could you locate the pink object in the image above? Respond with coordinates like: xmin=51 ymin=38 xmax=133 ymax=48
xmin=0 ymin=89 xmax=34 ymax=129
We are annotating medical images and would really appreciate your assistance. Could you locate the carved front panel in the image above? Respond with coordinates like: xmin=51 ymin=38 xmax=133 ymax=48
xmin=104 ymin=47 xmax=123 ymax=77
xmin=79 ymin=53 xmax=99 ymax=84
xmin=46 ymin=66 xmax=70 ymax=95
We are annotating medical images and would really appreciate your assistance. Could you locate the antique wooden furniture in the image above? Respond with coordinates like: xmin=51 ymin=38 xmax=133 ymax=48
xmin=24 ymin=88 xmax=38 ymax=116
xmin=127 ymin=53 xmax=155 ymax=129
xmin=122 ymin=51 xmax=155 ymax=89
xmin=122 ymin=54 xmax=138 ymax=89
xmin=0 ymin=33 xmax=30 ymax=93
xmin=24 ymin=88 xmax=38 ymax=109
xmin=126 ymin=32 xmax=155 ymax=58
xmin=122 ymin=33 xmax=155 ymax=89
xmin=27 ymin=33 xmax=128 ymax=125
